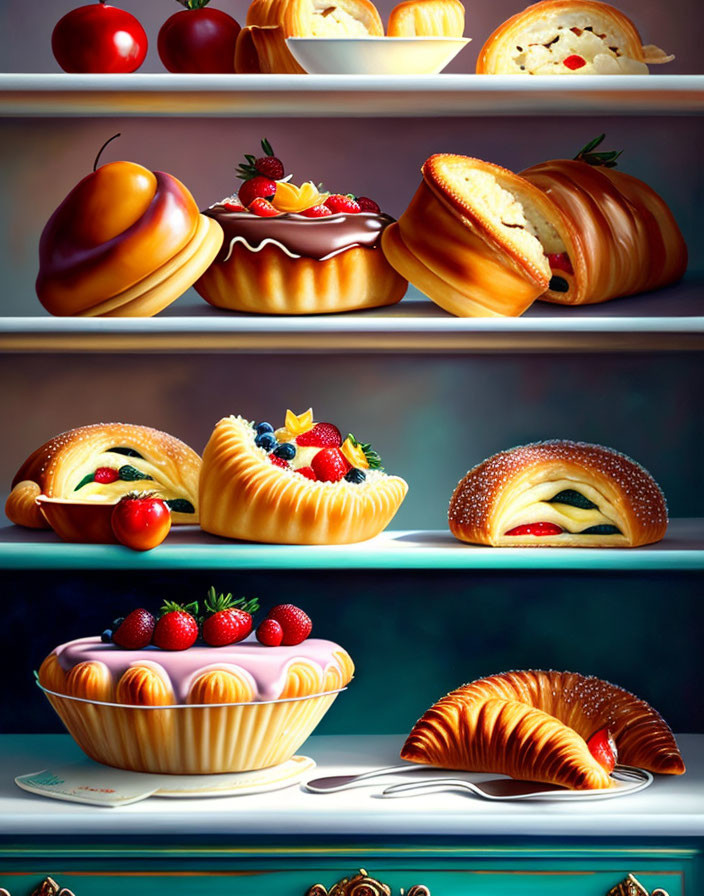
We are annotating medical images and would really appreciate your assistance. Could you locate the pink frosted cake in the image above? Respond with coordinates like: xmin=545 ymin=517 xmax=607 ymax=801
xmin=39 ymin=634 xmax=354 ymax=774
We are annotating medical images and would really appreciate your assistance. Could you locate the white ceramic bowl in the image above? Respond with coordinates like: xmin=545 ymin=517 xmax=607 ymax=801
xmin=286 ymin=37 xmax=470 ymax=76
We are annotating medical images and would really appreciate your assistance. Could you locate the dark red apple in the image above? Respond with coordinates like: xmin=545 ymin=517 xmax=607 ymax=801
xmin=158 ymin=0 xmax=241 ymax=74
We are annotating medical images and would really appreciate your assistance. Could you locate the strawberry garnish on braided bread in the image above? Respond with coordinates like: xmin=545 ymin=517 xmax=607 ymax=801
xmin=402 ymin=669 xmax=684 ymax=789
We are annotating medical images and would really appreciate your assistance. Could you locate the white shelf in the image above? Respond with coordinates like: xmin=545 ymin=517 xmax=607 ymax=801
xmin=1 ymin=74 xmax=703 ymax=117
xmin=2 ymin=281 xmax=703 ymax=353
xmin=0 ymin=520 xmax=701 ymax=571
xmin=1 ymin=733 xmax=702 ymax=838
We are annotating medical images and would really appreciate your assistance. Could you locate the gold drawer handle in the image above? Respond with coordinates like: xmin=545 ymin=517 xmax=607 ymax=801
xmin=307 ymin=869 xmax=430 ymax=896
xmin=606 ymin=874 xmax=669 ymax=896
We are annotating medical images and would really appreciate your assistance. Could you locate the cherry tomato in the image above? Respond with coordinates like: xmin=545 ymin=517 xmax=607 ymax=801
xmin=52 ymin=1 xmax=148 ymax=74
xmin=111 ymin=494 xmax=172 ymax=551
xmin=158 ymin=0 xmax=241 ymax=74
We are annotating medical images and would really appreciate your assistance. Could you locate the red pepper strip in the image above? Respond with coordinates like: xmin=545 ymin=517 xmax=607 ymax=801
xmin=94 ymin=467 xmax=120 ymax=484
xmin=563 ymin=54 xmax=587 ymax=70
xmin=547 ymin=251 xmax=574 ymax=275
xmin=505 ymin=522 xmax=564 ymax=536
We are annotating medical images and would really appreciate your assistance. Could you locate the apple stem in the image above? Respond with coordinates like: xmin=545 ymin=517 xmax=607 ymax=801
xmin=93 ymin=133 xmax=122 ymax=172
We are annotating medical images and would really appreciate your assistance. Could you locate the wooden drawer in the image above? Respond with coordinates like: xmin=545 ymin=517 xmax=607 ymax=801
xmin=0 ymin=864 xmax=691 ymax=896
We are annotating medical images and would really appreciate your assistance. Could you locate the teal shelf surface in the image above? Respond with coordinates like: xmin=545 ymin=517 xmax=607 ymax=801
xmin=0 ymin=520 xmax=702 ymax=571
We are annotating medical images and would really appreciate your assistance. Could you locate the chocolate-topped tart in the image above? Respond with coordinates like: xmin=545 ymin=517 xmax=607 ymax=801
xmin=193 ymin=139 xmax=407 ymax=314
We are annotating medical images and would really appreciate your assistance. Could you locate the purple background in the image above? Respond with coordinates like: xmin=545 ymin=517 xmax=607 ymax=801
xmin=0 ymin=0 xmax=697 ymax=73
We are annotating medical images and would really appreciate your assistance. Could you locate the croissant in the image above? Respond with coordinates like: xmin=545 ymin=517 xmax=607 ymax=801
xmin=199 ymin=414 xmax=408 ymax=544
xmin=6 ymin=423 xmax=201 ymax=528
xmin=37 ymin=159 xmax=223 ymax=318
xmin=476 ymin=0 xmax=674 ymax=74
xmin=448 ymin=440 xmax=668 ymax=547
xmin=521 ymin=157 xmax=688 ymax=305
xmin=404 ymin=696 xmax=612 ymax=789
xmin=382 ymin=154 xmax=559 ymax=317
xmin=235 ymin=25 xmax=305 ymax=73
xmin=388 ymin=0 xmax=465 ymax=36
xmin=402 ymin=670 xmax=685 ymax=784
xmin=244 ymin=0 xmax=383 ymax=72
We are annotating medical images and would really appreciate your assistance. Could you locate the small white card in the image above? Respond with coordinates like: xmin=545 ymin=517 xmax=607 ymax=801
xmin=15 ymin=755 xmax=316 ymax=807
xmin=15 ymin=763 xmax=161 ymax=807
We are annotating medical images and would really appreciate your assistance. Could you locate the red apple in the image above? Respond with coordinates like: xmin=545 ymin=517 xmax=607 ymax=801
xmin=158 ymin=0 xmax=241 ymax=74
xmin=52 ymin=1 xmax=148 ymax=73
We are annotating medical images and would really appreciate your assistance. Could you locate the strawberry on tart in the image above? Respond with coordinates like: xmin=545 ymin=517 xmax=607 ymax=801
xmin=199 ymin=408 xmax=408 ymax=544
xmin=194 ymin=139 xmax=407 ymax=314
xmin=38 ymin=593 xmax=354 ymax=774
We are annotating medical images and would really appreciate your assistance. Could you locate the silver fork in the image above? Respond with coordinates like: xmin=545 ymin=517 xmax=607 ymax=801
xmin=381 ymin=765 xmax=652 ymax=801
xmin=304 ymin=764 xmax=437 ymax=793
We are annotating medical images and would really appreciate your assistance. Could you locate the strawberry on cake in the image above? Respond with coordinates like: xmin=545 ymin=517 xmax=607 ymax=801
xmin=199 ymin=408 xmax=408 ymax=544
xmin=194 ymin=139 xmax=407 ymax=314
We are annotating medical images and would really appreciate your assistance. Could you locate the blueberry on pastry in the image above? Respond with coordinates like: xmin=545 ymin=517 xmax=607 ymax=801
xmin=402 ymin=670 xmax=684 ymax=788
xmin=199 ymin=409 xmax=408 ymax=544
xmin=388 ymin=0 xmax=465 ymax=37
xmin=448 ymin=440 xmax=668 ymax=547
xmin=476 ymin=0 xmax=673 ymax=75
xmin=6 ymin=423 xmax=201 ymax=528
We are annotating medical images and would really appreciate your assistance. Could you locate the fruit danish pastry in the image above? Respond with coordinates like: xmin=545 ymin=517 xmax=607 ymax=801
xmin=402 ymin=670 xmax=685 ymax=787
xmin=199 ymin=409 xmax=408 ymax=544
xmin=521 ymin=136 xmax=688 ymax=306
xmin=36 ymin=138 xmax=223 ymax=318
xmin=6 ymin=423 xmax=201 ymax=529
xmin=195 ymin=140 xmax=406 ymax=314
xmin=382 ymin=154 xmax=560 ymax=317
xmin=476 ymin=0 xmax=673 ymax=74
xmin=242 ymin=0 xmax=383 ymax=72
xmin=388 ymin=0 xmax=465 ymax=37
xmin=448 ymin=440 xmax=668 ymax=547
xmin=39 ymin=598 xmax=353 ymax=773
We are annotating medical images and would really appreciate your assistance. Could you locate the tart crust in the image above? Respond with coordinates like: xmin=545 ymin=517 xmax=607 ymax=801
xmin=199 ymin=415 xmax=408 ymax=544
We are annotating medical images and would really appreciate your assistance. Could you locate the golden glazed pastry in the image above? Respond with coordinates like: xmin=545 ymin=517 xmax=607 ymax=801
xmin=235 ymin=25 xmax=305 ymax=73
xmin=388 ymin=0 xmax=465 ymax=36
xmin=242 ymin=0 xmax=383 ymax=72
xmin=448 ymin=440 xmax=668 ymax=547
xmin=199 ymin=410 xmax=408 ymax=544
xmin=402 ymin=670 xmax=685 ymax=786
xmin=6 ymin=423 xmax=201 ymax=529
xmin=476 ymin=0 xmax=673 ymax=74
xmin=37 ymin=157 xmax=223 ymax=318
xmin=385 ymin=146 xmax=686 ymax=316
xmin=520 ymin=153 xmax=688 ymax=306
xmin=382 ymin=154 xmax=561 ymax=317
xmin=39 ymin=635 xmax=353 ymax=774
